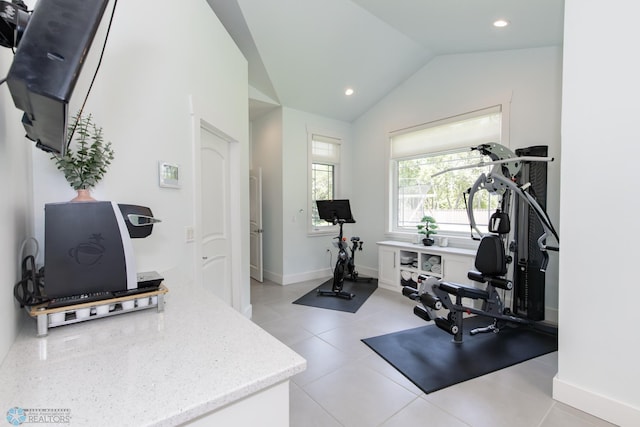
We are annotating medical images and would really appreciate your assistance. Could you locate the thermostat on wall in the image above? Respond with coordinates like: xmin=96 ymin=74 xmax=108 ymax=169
xmin=158 ymin=161 xmax=180 ymax=188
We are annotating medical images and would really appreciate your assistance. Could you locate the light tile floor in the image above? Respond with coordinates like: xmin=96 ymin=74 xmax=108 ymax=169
xmin=250 ymin=278 xmax=617 ymax=427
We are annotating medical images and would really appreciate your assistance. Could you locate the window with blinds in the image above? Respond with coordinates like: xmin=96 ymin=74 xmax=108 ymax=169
xmin=389 ymin=106 xmax=505 ymax=234
xmin=310 ymin=134 xmax=341 ymax=230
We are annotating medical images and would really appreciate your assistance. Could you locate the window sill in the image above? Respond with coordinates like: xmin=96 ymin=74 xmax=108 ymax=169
xmin=308 ymin=227 xmax=338 ymax=237
xmin=385 ymin=231 xmax=479 ymax=251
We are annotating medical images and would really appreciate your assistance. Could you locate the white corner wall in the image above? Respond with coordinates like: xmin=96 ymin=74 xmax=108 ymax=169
xmin=251 ymin=108 xmax=284 ymax=281
xmin=0 ymin=51 xmax=32 ymax=363
xmin=251 ymin=106 xmax=353 ymax=285
xmin=25 ymin=1 xmax=250 ymax=312
xmin=554 ymin=1 xmax=640 ymax=425
xmin=352 ymin=46 xmax=563 ymax=319
xmin=280 ymin=107 xmax=353 ymax=285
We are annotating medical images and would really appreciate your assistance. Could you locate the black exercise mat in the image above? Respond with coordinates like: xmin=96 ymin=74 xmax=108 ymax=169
xmin=292 ymin=278 xmax=377 ymax=313
xmin=362 ymin=315 xmax=557 ymax=394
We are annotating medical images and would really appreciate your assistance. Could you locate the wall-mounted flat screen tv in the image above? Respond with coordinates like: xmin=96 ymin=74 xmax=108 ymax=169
xmin=5 ymin=0 xmax=109 ymax=155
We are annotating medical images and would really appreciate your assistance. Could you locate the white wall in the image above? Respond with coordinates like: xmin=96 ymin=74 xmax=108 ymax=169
xmin=0 ymin=51 xmax=33 ymax=363
xmin=280 ymin=107 xmax=353 ymax=284
xmin=251 ymin=108 xmax=284 ymax=280
xmin=0 ymin=0 xmax=250 ymax=357
xmin=251 ymin=106 xmax=353 ymax=284
xmin=351 ymin=46 xmax=563 ymax=319
xmin=553 ymin=1 xmax=640 ymax=425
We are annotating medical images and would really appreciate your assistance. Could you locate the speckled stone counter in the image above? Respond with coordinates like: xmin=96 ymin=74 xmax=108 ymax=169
xmin=0 ymin=279 xmax=306 ymax=426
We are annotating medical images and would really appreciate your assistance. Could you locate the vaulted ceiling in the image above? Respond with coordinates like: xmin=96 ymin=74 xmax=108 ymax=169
xmin=207 ymin=0 xmax=565 ymax=123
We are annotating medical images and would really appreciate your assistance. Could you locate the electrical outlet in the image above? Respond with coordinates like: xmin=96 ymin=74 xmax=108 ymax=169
xmin=185 ymin=226 xmax=195 ymax=242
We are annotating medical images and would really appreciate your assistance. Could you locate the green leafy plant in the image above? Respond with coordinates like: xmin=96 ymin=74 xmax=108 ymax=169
xmin=52 ymin=112 xmax=115 ymax=190
xmin=417 ymin=215 xmax=439 ymax=239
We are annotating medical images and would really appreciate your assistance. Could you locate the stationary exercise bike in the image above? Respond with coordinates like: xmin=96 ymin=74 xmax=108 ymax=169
xmin=315 ymin=199 xmax=371 ymax=300
xmin=344 ymin=235 xmax=371 ymax=283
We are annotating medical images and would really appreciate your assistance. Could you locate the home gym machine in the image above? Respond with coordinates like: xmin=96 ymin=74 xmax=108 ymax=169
xmin=316 ymin=199 xmax=372 ymax=300
xmin=402 ymin=143 xmax=559 ymax=343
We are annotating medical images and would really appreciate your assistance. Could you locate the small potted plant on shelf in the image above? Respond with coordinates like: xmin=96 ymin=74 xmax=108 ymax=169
xmin=52 ymin=111 xmax=115 ymax=202
xmin=417 ymin=215 xmax=438 ymax=246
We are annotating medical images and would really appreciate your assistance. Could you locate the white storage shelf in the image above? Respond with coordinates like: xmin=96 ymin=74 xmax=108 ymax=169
xmin=377 ymin=241 xmax=476 ymax=292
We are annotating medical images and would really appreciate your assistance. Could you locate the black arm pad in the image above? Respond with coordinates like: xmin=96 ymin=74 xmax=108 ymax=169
xmin=488 ymin=277 xmax=512 ymax=290
xmin=467 ymin=270 xmax=486 ymax=283
xmin=468 ymin=270 xmax=512 ymax=290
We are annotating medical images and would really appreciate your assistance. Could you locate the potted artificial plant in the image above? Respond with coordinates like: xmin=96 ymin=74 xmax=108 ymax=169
xmin=52 ymin=111 xmax=114 ymax=202
xmin=417 ymin=215 xmax=438 ymax=246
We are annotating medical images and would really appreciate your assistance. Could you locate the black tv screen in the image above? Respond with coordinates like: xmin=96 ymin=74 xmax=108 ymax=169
xmin=6 ymin=0 xmax=108 ymax=155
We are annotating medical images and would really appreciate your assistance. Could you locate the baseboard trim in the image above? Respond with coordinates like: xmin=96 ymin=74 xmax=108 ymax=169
xmin=545 ymin=307 xmax=558 ymax=325
xmin=553 ymin=376 xmax=640 ymax=426
xmin=281 ymin=268 xmax=331 ymax=285
xmin=354 ymin=265 xmax=377 ymax=280
xmin=262 ymin=270 xmax=283 ymax=285
xmin=377 ymin=281 xmax=398 ymax=292
xmin=263 ymin=268 xmax=331 ymax=286
xmin=242 ymin=303 xmax=252 ymax=320
xmin=281 ymin=265 xmax=378 ymax=286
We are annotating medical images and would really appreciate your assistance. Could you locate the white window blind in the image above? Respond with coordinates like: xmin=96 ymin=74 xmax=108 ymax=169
xmin=390 ymin=106 xmax=502 ymax=159
xmin=312 ymin=134 xmax=341 ymax=163
xmin=309 ymin=133 xmax=342 ymax=233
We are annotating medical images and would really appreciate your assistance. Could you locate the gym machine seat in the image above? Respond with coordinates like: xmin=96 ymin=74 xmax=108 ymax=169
xmin=404 ymin=234 xmax=529 ymax=343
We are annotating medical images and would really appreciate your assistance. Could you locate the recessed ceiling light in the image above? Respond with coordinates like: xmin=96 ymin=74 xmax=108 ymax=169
xmin=345 ymin=88 xmax=354 ymax=96
xmin=493 ymin=19 xmax=510 ymax=28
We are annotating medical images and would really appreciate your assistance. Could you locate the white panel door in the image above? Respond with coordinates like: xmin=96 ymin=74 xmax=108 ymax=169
xmin=249 ymin=168 xmax=263 ymax=282
xmin=200 ymin=126 xmax=232 ymax=305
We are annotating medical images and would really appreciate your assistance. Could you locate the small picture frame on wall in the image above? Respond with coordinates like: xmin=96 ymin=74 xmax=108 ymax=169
xmin=158 ymin=161 xmax=180 ymax=188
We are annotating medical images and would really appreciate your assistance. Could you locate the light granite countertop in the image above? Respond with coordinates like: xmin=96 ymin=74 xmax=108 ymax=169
xmin=0 ymin=279 xmax=306 ymax=426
